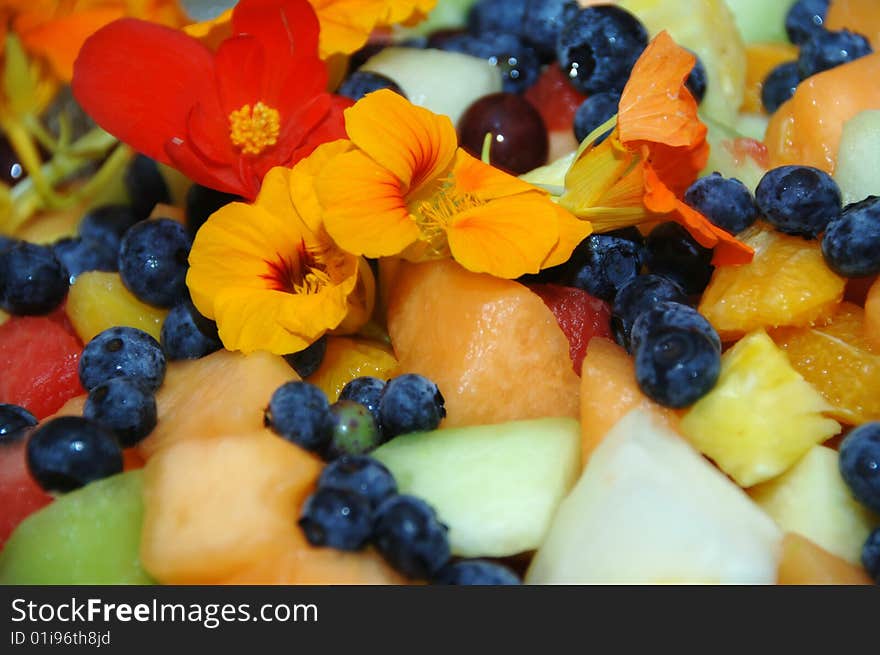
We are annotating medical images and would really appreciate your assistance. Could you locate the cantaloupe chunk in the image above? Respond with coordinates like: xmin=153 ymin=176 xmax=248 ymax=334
xmin=387 ymin=259 xmax=580 ymax=427
xmin=139 ymin=349 xmax=296 ymax=457
xmin=826 ymin=0 xmax=880 ymax=50
xmin=865 ymin=277 xmax=880 ymax=351
xmin=777 ymin=533 xmax=873 ymax=585
xmin=765 ymin=52 xmax=880 ymax=173
xmin=579 ymin=338 xmax=678 ymax=466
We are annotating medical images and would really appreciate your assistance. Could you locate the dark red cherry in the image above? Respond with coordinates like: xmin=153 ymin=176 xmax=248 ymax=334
xmin=457 ymin=92 xmax=548 ymax=175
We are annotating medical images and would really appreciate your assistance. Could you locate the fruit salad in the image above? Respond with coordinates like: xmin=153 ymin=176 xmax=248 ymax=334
xmin=2 ymin=0 xmax=880 ymax=586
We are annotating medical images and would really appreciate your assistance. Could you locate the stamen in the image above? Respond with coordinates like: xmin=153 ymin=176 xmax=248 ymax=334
xmin=262 ymin=240 xmax=331 ymax=295
xmin=228 ymin=101 xmax=281 ymax=155
xmin=413 ymin=185 xmax=485 ymax=257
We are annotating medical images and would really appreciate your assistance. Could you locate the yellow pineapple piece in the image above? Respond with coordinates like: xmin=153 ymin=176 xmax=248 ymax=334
xmin=308 ymin=336 xmax=397 ymax=402
xmin=67 ymin=271 xmax=167 ymax=343
xmin=699 ymin=223 xmax=846 ymax=340
xmin=680 ymin=330 xmax=841 ymax=487
xmin=750 ymin=446 xmax=880 ymax=564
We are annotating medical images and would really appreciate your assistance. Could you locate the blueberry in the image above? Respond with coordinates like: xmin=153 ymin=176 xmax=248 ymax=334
xmin=862 ymin=528 xmax=880 ymax=583
xmin=160 ymin=299 xmax=223 ymax=360
xmin=338 ymin=376 xmax=386 ymax=428
xmin=298 ymin=487 xmax=373 ymax=551
xmin=0 ymin=241 xmax=68 ymax=316
xmin=761 ymin=62 xmax=800 ymax=114
xmin=379 ymin=374 xmax=446 ymax=439
xmin=521 ymin=0 xmax=580 ymax=59
xmin=317 ymin=454 xmax=397 ymax=509
xmin=468 ymin=0 xmax=528 ymax=38
xmin=645 ymin=222 xmax=714 ymax=296
xmin=630 ymin=301 xmax=721 ymax=408
xmin=118 ymin=218 xmax=192 ymax=308
xmin=52 ymin=236 xmax=117 ymax=284
xmin=838 ymin=422 xmax=880 ymax=515
xmin=337 ymin=71 xmax=406 ymax=102
xmin=83 ymin=377 xmax=157 ymax=448
xmin=264 ymin=381 xmax=334 ymax=454
xmin=0 ymin=403 xmax=37 ymax=445
xmin=556 ymin=5 xmax=649 ymax=95
xmin=373 ymin=494 xmax=451 ymax=579
xmin=439 ymin=33 xmax=540 ymax=93
xmin=125 ymin=155 xmax=170 ymax=221
xmin=567 ymin=234 xmax=643 ymax=301
xmin=785 ymin=0 xmax=830 ymax=45
xmin=797 ymin=29 xmax=872 ymax=79
xmin=78 ymin=205 xmax=139 ymax=255
xmin=755 ymin=165 xmax=841 ymax=238
xmin=685 ymin=52 xmax=707 ymax=104
xmin=611 ymin=274 xmax=687 ymax=350
xmin=573 ymin=91 xmax=619 ymax=144
xmin=185 ymin=184 xmax=240 ymax=238
xmin=684 ymin=173 xmax=759 ymax=235
xmin=26 ymin=416 xmax=123 ymax=493
xmin=821 ymin=196 xmax=880 ymax=278
xmin=606 ymin=226 xmax=646 ymax=248
xmin=433 ymin=559 xmax=522 ymax=585
xmin=79 ymin=326 xmax=166 ymax=392
xmin=283 ymin=335 xmax=327 ymax=379
xmin=326 ymin=400 xmax=384 ymax=459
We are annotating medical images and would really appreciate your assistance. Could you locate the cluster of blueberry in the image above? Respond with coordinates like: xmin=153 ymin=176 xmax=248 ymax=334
xmin=264 ymin=375 xmax=519 ymax=583
xmin=838 ymin=423 xmax=880 ymax=581
xmin=762 ymin=0 xmax=874 ymax=113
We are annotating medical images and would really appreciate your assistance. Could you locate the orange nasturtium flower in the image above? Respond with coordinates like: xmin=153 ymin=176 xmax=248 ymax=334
xmin=186 ymin=0 xmax=438 ymax=59
xmin=313 ymin=89 xmax=592 ymax=280
xmin=560 ymin=31 xmax=754 ymax=266
xmin=187 ymin=141 xmax=375 ymax=355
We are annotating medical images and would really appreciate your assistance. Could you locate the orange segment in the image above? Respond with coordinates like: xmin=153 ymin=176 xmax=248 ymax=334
xmin=741 ymin=42 xmax=799 ymax=114
xmin=777 ymin=533 xmax=873 ymax=585
xmin=387 ymin=259 xmax=580 ymax=428
xmin=579 ymin=338 xmax=679 ymax=467
xmin=864 ymin=276 xmax=880 ymax=351
xmin=765 ymin=52 xmax=880 ymax=173
xmin=308 ymin=336 xmax=397 ymax=402
xmin=826 ymin=0 xmax=880 ymax=50
xmin=771 ymin=303 xmax=880 ymax=425
xmin=699 ymin=223 xmax=845 ymax=341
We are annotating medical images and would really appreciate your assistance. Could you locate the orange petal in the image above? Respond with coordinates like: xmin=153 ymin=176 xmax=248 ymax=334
xmin=289 ymin=139 xmax=353 ymax=235
xmin=317 ymin=148 xmax=420 ymax=257
xmin=310 ymin=0 xmax=386 ymax=58
xmin=542 ymin=205 xmax=594 ymax=269
xmin=343 ymin=89 xmax=458 ymax=195
xmin=641 ymin=140 xmax=711 ymax=198
xmin=451 ymin=149 xmax=543 ymax=200
xmin=445 ymin=192 xmax=560 ymax=278
xmin=618 ymin=31 xmax=707 ymax=149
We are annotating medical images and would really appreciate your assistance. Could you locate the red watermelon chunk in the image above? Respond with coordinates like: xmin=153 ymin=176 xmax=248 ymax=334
xmin=0 ymin=440 xmax=53 ymax=546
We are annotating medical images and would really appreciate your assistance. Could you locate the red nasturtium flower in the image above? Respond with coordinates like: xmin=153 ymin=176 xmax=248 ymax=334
xmin=71 ymin=0 xmax=351 ymax=200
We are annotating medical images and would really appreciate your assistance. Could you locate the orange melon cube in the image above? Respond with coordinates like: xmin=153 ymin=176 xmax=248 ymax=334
xmin=579 ymin=338 xmax=679 ymax=466
xmin=827 ymin=0 xmax=880 ymax=50
xmin=741 ymin=42 xmax=799 ymax=114
xmin=865 ymin=276 xmax=880 ymax=351
xmin=387 ymin=259 xmax=580 ymax=428
xmin=765 ymin=52 xmax=880 ymax=173
xmin=777 ymin=533 xmax=873 ymax=585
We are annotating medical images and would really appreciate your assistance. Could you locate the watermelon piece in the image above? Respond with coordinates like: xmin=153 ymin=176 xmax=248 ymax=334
xmin=0 ymin=440 xmax=53 ymax=547
xmin=529 ymin=284 xmax=613 ymax=374
xmin=524 ymin=65 xmax=588 ymax=132
xmin=0 ymin=316 xmax=84 ymax=419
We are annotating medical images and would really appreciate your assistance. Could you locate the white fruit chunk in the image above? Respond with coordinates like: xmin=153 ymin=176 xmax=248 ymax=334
xmin=372 ymin=417 xmax=581 ymax=558
xmin=360 ymin=47 xmax=502 ymax=126
xmin=722 ymin=0 xmax=797 ymax=44
xmin=834 ymin=110 xmax=880 ymax=206
xmin=750 ymin=445 xmax=880 ymax=565
xmin=526 ymin=409 xmax=783 ymax=584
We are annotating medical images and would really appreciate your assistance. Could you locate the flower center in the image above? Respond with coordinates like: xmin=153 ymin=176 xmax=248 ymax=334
xmin=228 ymin=101 xmax=280 ymax=155
xmin=264 ymin=241 xmax=332 ymax=295
xmin=411 ymin=184 xmax=485 ymax=257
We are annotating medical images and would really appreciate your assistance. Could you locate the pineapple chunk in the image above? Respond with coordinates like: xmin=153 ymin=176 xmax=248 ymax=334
xmin=750 ymin=446 xmax=880 ymax=564
xmin=680 ymin=330 xmax=841 ymax=487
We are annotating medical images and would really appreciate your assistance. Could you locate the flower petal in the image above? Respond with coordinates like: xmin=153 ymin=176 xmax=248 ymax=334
xmin=309 ymin=0 xmax=387 ymax=58
xmin=560 ymin=130 xmax=640 ymax=216
xmin=445 ymin=192 xmax=560 ymax=278
xmin=232 ymin=0 xmax=321 ymax=62
xmin=317 ymin=148 xmax=419 ymax=257
xmin=451 ymin=149 xmax=543 ymax=200
xmin=618 ymin=31 xmax=707 ymax=149
xmin=72 ymin=19 xmax=216 ymax=166
xmin=542 ymin=205 xmax=594 ymax=268
xmin=213 ymin=35 xmax=267 ymax=114
xmin=289 ymin=139 xmax=353 ymax=235
xmin=343 ymin=89 xmax=458 ymax=194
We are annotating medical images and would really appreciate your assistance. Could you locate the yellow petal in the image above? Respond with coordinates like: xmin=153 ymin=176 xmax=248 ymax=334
xmin=445 ymin=192 xmax=559 ymax=279
xmin=317 ymin=148 xmax=420 ymax=257
xmin=542 ymin=205 xmax=594 ymax=269
xmin=289 ymin=139 xmax=352 ymax=236
xmin=332 ymin=256 xmax=377 ymax=335
xmin=343 ymin=89 xmax=458 ymax=195
xmin=311 ymin=0 xmax=386 ymax=58
xmin=560 ymin=131 xmax=640 ymax=216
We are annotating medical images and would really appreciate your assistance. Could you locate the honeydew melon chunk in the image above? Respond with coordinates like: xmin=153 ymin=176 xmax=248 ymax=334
xmin=0 ymin=471 xmax=153 ymax=584
xmin=834 ymin=110 xmax=880 ymax=206
xmin=700 ymin=113 xmax=767 ymax=193
xmin=525 ymin=409 xmax=783 ymax=584
xmin=723 ymin=0 xmax=797 ymax=44
xmin=395 ymin=0 xmax=478 ymax=36
xmin=749 ymin=445 xmax=880 ymax=565
xmin=372 ymin=417 xmax=581 ymax=558
xmin=360 ymin=47 xmax=502 ymax=126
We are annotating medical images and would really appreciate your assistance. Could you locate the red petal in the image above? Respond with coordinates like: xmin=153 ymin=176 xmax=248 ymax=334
xmin=72 ymin=19 xmax=215 ymax=166
xmin=288 ymin=94 xmax=352 ymax=162
xmin=213 ymin=35 xmax=268 ymax=113
xmin=232 ymin=0 xmax=320 ymax=63
xmin=165 ymin=136 xmax=249 ymax=198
